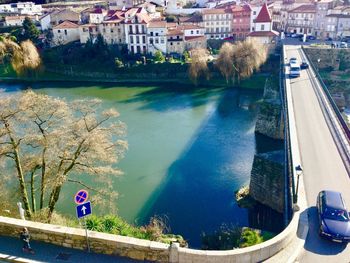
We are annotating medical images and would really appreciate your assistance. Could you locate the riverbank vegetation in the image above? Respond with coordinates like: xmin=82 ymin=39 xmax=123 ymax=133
xmin=86 ymin=215 xmax=187 ymax=246
xmin=0 ymin=30 xmax=271 ymax=89
xmin=201 ymin=224 xmax=274 ymax=250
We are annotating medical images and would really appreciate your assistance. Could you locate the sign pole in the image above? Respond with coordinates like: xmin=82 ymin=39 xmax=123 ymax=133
xmin=84 ymin=217 xmax=90 ymax=253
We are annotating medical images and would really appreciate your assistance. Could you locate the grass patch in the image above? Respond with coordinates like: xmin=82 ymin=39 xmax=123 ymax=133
xmin=85 ymin=214 xmax=187 ymax=246
xmin=238 ymin=74 xmax=267 ymax=89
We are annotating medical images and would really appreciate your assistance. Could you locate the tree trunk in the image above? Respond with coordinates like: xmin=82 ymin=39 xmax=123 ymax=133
xmin=30 ymin=169 xmax=36 ymax=213
xmin=40 ymin=148 xmax=46 ymax=209
xmin=47 ymin=184 xmax=62 ymax=221
xmin=14 ymin=147 xmax=32 ymax=218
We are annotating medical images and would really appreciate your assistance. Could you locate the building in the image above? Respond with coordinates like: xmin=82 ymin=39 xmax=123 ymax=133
xmin=40 ymin=12 xmax=52 ymax=31
xmin=248 ymin=3 xmax=279 ymax=44
xmin=79 ymin=24 xmax=99 ymax=44
xmin=325 ymin=13 xmax=350 ymax=39
xmin=287 ymin=4 xmax=316 ymax=35
xmin=0 ymin=2 xmax=42 ymax=15
xmin=100 ymin=14 xmax=125 ymax=44
xmin=231 ymin=4 xmax=251 ymax=40
xmin=124 ymin=8 xmax=151 ymax=54
xmin=181 ymin=24 xmax=206 ymax=50
xmin=49 ymin=9 xmax=81 ymax=27
xmin=167 ymin=27 xmax=185 ymax=54
xmin=324 ymin=14 xmax=339 ymax=39
xmin=4 ymin=15 xmax=27 ymax=27
xmin=202 ymin=8 xmax=232 ymax=39
xmin=314 ymin=0 xmax=337 ymax=39
xmin=52 ymin=20 xmax=80 ymax=46
xmin=147 ymin=20 xmax=168 ymax=55
xmin=89 ymin=8 xmax=107 ymax=24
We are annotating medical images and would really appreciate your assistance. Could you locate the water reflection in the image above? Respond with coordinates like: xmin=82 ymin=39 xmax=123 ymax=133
xmin=138 ymin=89 xmax=265 ymax=248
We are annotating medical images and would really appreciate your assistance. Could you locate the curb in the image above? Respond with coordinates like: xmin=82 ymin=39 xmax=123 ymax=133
xmin=0 ymin=253 xmax=40 ymax=263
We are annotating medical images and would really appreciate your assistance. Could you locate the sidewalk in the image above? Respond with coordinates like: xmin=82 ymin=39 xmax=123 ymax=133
xmin=0 ymin=236 xmax=147 ymax=263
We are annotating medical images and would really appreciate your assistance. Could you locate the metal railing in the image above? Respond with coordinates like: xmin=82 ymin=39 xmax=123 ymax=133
xmin=280 ymin=45 xmax=294 ymax=226
xmin=301 ymin=47 xmax=350 ymax=175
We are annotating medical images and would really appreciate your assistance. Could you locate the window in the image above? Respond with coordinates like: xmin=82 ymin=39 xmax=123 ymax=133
xmin=191 ymin=30 xmax=193 ymax=34
xmin=137 ymin=46 xmax=141 ymax=53
xmin=261 ymin=24 xmax=264 ymax=30
xmin=155 ymin=32 xmax=159 ymax=36
xmin=150 ymin=38 xmax=153 ymax=44
xmin=130 ymin=36 xmax=134 ymax=43
xmin=136 ymin=35 xmax=140 ymax=43
xmin=253 ymin=11 xmax=256 ymax=15
xmin=196 ymin=30 xmax=199 ymax=34
xmin=58 ymin=30 xmax=61 ymax=33
xmin=129 ymin=25 xmax=132 ymax=34
xmin=150 ymin=32 xmax=153 ymax=36
xmin=142 ymin=36 xmax=145 ymax=43
xmin=160 ymin=38 xmax=164 ymax=44
xmin=170 ymin=42 xmax=173 ymax=45
xmin=111 ymin=29 xmax=114 ymax=33
xmin=155 ymin=38 xmax=159 ymax=44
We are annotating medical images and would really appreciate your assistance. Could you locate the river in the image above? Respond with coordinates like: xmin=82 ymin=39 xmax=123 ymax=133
xmin=0 ymin=81 xmax=282 ymax=248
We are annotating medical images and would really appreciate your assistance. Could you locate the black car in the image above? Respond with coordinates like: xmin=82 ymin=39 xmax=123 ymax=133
xmin=317 ymin=190 xmax=350 ymax=243
xmin=307 ymin=35 xmax=316 ymax=40
xmin=300 ymin=62 xmax=309 ymax=69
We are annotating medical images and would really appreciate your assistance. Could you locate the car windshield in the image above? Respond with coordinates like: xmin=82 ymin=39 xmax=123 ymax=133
xmin=324 ymin=207 xmax=350 ymax=222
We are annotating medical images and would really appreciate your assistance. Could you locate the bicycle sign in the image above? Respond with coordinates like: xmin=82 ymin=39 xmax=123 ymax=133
xmin=74 ymin=189 xmax=88 ymax=205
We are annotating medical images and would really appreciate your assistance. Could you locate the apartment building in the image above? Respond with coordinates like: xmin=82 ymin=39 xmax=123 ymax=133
xmin=124 ymin=8 xmax=151 ymax=54
xmin=231 ymin=4 xmax=251 ymax=40
xmin=147 ymin=20 xmax=168 ymax=55
xmin=287 ymin=4 xmax=316 ymax=35
xmin=202 ymin=8 xmax=232 ymax=39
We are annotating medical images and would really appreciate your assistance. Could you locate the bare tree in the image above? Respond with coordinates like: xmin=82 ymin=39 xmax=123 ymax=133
xmin=216 ymin=39 xmax=268 ymax=85
xmin=0 ymin=91 xmax=128 ymax=220
xmin=216 ymin=42 xmax=236 ymax=83
xmin=188 ymin=48 xmax=210 ymax=85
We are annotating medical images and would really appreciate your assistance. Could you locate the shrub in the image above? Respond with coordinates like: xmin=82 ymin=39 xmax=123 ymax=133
xmin=239 ymin=228 xmax=263 ymax=248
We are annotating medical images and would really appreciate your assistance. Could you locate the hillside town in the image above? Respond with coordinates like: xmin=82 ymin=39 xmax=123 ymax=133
xmin=0 ymin=0 xmax=349 ymax=55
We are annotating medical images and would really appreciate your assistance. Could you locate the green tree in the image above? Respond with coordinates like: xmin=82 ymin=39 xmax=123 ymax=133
xmin=183 ymin=50 xmax=190 ymax=63
xmin=0 ymin=91 xmax=128 ymax=219
xmin=22 ymin=17 xmax=40 ymax=42
xmin=154 ymin=50 xmax=165 ymax=63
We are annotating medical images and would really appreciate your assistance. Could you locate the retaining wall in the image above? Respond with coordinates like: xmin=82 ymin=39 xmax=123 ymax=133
xmin=0 ymin=208 xmax=302 ymax=263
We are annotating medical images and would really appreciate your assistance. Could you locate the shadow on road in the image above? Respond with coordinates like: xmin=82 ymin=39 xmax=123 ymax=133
xmin=304 ymin=206 xmax=348 ymax=255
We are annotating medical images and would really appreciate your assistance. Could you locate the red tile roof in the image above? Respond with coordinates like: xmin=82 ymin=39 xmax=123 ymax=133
xmin=148 ymin=20 xmax=167 ymax=28
xmin=231 ymin=4 xmax=251 ymax=13
xmin=91 ymin=8 xmax=104 ymax=14
xmin=184 ymin=35 xmax=206 ymax=42
xmin=248 ymin=30 xmax=279 ymax=37
xmin=167 ymin=29 xmax=184 ymax=36
xmin=255 ymin=3 xmax=272 ymax=23
xmin=290 ymin=4 xmax=316 ymax=13
xmin=203 ymin=8 xmax=232 ymax=14
xmin=53 ymin=20 xmax=79 ymax=29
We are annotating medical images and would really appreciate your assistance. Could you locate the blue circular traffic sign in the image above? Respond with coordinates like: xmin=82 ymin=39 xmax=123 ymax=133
xmin=74 ymin=189 xmax=88 ymax=204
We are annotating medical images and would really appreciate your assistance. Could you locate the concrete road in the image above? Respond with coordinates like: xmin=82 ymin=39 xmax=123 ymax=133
xmin=284 ymin=45 xmax=350 ymax=262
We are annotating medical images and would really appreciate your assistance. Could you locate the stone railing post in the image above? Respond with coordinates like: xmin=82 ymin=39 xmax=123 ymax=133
xmin=169 ymin=242 xmax=179 ymax=263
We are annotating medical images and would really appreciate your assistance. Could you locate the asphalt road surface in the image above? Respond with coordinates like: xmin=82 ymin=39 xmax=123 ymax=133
xmin=284 ymin=45 xmax=350 ymax=262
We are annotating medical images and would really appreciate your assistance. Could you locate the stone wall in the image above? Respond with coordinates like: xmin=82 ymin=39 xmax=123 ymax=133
xmin=0 ymin=216 xmax=170 ymax=262
xmin=255 ymin=77 xmax=284 ymax=140
xmin=0 ymin=213 xmax=303 ymax=263
xmin=249 ymin=150 xmax=284 ymax=213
